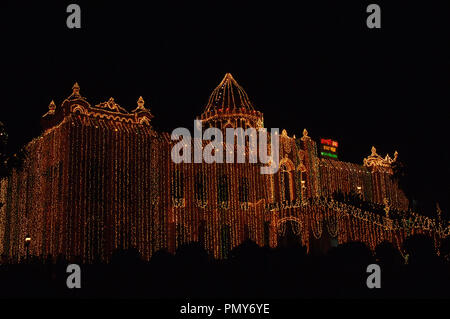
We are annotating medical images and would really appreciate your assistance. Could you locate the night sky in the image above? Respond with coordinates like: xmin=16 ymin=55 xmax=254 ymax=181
xmin=2 ymin=1 xmax=449 ymax=213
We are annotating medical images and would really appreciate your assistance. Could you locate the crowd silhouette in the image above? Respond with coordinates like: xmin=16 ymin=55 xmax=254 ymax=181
xmin=1 ymin=234 xmax=449 ymax=299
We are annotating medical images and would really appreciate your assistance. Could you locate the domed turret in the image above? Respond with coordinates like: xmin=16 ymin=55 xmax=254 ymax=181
xmin=205 ymin=73 xmax=255 ymax=112
xmin=200 ymin=73 xmax=263 ymax=129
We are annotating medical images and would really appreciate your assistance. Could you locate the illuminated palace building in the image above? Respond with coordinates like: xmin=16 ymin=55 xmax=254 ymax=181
xmin=0 ymin=74 xmax=446 ymax=262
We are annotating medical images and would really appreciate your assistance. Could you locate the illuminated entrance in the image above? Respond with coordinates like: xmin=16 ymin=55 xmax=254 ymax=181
xmin=277 ymin=217 xmax=302 ymax=247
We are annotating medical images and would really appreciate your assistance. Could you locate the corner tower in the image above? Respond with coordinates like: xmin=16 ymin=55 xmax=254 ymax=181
xmin=199 ymin=73 xmax=264 ymax=130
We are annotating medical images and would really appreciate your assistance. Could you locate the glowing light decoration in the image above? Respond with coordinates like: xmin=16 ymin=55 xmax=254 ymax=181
xmin=0 ymin=77 xmax=447 ymax=263
xmin=320 ymin=138 xmax=339 ymax=160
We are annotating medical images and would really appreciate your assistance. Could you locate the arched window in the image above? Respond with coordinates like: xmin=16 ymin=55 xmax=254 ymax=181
xmin=195 ymin=172 xmax=207 ymax=202
xmin=239 ymin=177 xmax=249 ymax=202
xmin=221 ymin=225 xmax=231 ymax=258
xmin=279 ymin=162 xmax=294 ymax=202
xmin=171 ymin=170 xmax=184 ymax=200
xmin=282 ymin=170 xmax=291 ymax=201
xmin=217 ymin=174 xmax=229 ymax=203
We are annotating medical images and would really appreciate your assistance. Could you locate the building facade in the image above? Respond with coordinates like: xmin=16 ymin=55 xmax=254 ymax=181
xmin=0 ymin=74 xmax=445 ymax=262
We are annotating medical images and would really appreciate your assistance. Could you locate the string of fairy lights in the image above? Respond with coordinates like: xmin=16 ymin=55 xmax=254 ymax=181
xmin=0 ymin=79 xmax=448 ymax=263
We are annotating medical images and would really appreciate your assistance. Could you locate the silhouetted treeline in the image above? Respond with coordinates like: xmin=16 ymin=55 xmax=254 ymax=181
xmin=1 ymin=234 xmax=449 ymax=299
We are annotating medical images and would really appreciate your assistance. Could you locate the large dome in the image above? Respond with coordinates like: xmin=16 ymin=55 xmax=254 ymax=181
xmin=200 ymin=73 xmax=263 ymax=129
xmin=204 ymin=73 xmax=255 ymax=112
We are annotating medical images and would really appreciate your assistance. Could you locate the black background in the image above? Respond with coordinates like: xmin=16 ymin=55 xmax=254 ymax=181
xmin=2 ymin=1 xmax=449 ymax=215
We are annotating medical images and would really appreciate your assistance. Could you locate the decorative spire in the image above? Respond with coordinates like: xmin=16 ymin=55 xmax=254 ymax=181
xmin=49 ymin=100 xmax=56 ymax=112
xmin=131 ymin=96 xmax=154 ymax=125
xmin=72 ymin=82 xmax=80 ymax=95
xmin=137 ymin=96 xmax=145 ymax=110
xmin=66 ymin=82 xmax=86 ymax=101
xmin=371 ymin=146 xmax=377 ymax=156
xmin=301 ymin=128 xmax=310 ymax=141
xmin=132 ymin=96 xmax=153 ymax=117
xmin=42 ymin=100 xmax=57 ymax=117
